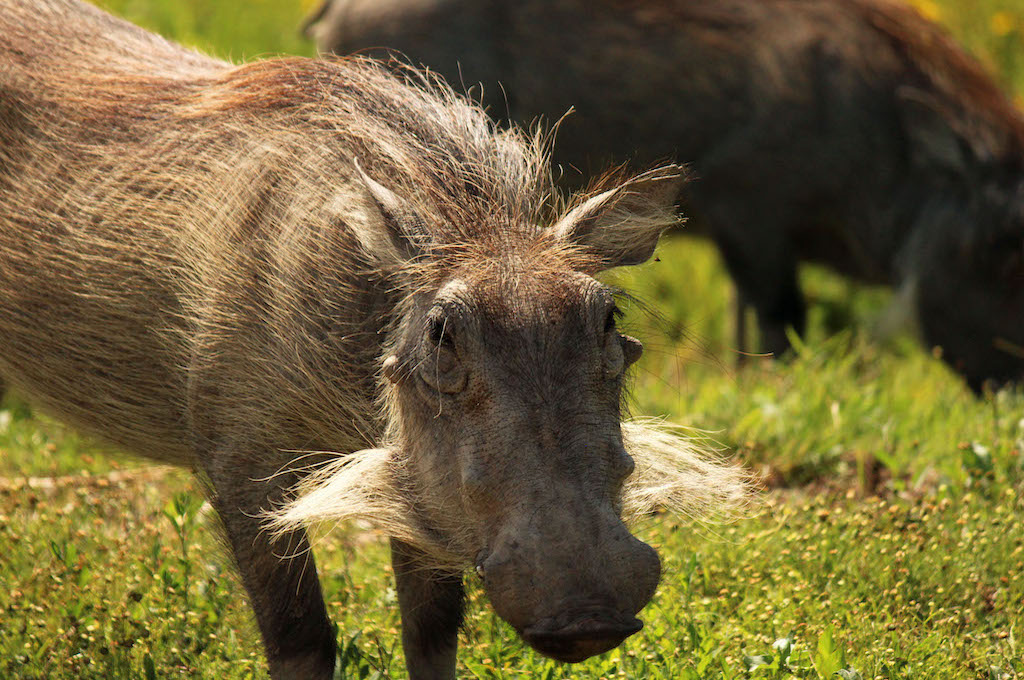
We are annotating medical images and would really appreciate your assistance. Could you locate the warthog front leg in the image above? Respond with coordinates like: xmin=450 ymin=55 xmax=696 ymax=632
xmin=714 ymin=217 xmax=806 ymax=359
xmin=204 ymin=462 xmax=337 ymax=680
xmin=391 ymin=538 xmax=464 ymax=680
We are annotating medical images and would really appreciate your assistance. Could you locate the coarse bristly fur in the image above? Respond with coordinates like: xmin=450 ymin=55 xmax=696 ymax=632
xmin=0 ymin=0 xmax=555 ymax=463
xmin=0 ymin=0 xmax=747 ymax=556
xmin=1 ymin=0 xmax=752 ymax=674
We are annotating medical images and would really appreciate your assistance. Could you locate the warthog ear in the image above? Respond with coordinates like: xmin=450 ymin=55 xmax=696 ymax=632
xmin=352 ymin=158 xmax=429 ymax=262
xmin=299 ymin=0 xmax=332 ymax=39
xmin=552 ymin=165 xmax=686 ymax=270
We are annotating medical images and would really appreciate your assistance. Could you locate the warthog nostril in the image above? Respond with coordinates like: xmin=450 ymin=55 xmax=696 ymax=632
xmin=523 ymin=616 xmax=643 ymax=663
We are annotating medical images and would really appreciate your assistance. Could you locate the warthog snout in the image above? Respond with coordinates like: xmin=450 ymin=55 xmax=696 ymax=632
xmin=523 ymin=609 xmax=644 ymax=663
xmin=477 ymin=507 xmax=661 ymax=662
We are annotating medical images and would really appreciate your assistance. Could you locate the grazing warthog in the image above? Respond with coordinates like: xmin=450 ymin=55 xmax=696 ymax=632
xmin=0 ymin=1 xmax=749 ymax=678
xmin=307 ymin=0 xmax=1024 ymax=390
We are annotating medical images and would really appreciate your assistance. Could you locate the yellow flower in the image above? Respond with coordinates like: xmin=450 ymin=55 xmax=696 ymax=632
xmin=992 ymin=11 xmax=1016 ymax=38
xmin=911 ymin=0 xmax=942 ymax=22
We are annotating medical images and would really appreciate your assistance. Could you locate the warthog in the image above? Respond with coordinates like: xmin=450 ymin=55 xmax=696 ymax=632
xmin=306 ymin=0 xmax=1024 ymax=390
xmin=0 ymin=1 xmax=749 ymax=678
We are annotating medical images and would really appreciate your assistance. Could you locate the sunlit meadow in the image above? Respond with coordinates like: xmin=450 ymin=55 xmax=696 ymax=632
xmin=1 ymin=1 xmax=1023 ymax=678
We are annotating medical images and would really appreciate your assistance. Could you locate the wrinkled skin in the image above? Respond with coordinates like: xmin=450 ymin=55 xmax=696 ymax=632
xmin=307 ymin=0 xmax=1024 ymax=388
xmin=385 ymin=270 xmax=660 ymax=667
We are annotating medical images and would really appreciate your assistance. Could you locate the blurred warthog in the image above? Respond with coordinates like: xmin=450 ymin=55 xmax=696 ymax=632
xmin=0 ymin=1 xmax=749 ymax=678
xmin=307 ymin=0 xmax=1024 ymax=390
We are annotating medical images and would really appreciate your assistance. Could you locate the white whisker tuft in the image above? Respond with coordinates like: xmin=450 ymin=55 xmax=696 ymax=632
xmin=621 ymin=418 xmax=755 ymax=525
xmin=265 ymin=448 xmax=470 ymax=569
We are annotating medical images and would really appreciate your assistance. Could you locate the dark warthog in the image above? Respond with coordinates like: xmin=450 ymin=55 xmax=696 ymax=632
xmin=0 ymin=1 xmax=748 ymax=678
xmin=306 ymin=0 xmax=1024 ymax=390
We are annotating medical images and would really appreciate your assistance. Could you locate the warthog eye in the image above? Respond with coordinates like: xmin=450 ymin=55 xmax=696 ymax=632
xmin=419 ymin=312 xmax=466 ymax=394
xmin=605 ymin=305 xmax=621 ymax=334
xmin=427 ymin=314 xmax=455 ymax=351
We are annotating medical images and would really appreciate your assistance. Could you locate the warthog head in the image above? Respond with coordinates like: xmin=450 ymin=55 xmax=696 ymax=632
xmin=270 ymin=165 xmax=749 ymax=662
xmin=914 ymin=214 xmax=1024 ymax=392
xmin=387 ymin=272 xmax=657 ymax=660
xmin=899 ymin=96 xmax=1024 ymax=392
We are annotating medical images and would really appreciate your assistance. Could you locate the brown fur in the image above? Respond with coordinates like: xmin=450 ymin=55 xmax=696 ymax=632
xmin=0 ymin=1 xmax=749 ymax=678
xmin=0 ymin=2 xmax=557 ymax=465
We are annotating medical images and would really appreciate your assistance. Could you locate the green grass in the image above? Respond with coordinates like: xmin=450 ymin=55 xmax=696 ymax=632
xmin=909 ymin=0 xmax=1024 ymax=95
xmin=2 ymin=1 xmax=1024 ymax=678
xmin=95 ymin=0 xmax=318 ymax=60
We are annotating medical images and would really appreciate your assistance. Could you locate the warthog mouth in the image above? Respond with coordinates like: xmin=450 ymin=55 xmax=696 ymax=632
xmin=522 ymin=610 xmax=644 ymax=662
